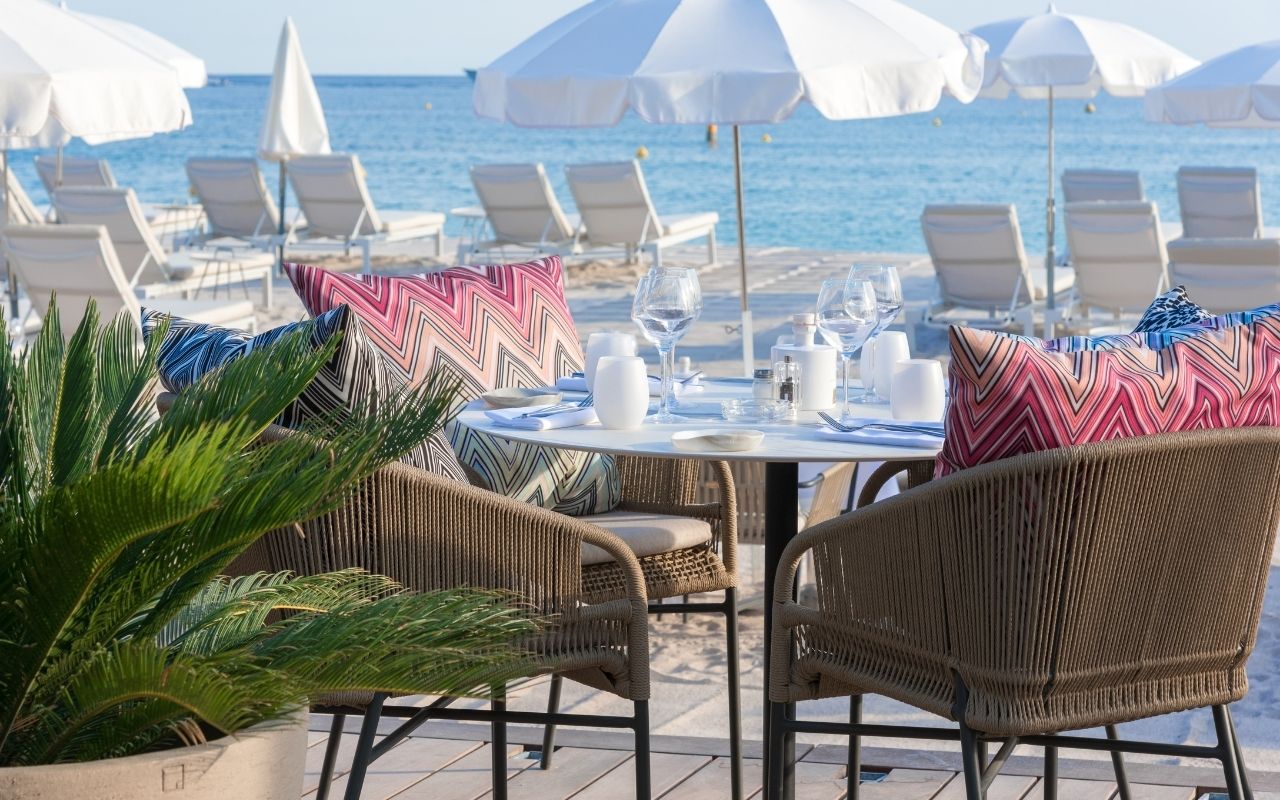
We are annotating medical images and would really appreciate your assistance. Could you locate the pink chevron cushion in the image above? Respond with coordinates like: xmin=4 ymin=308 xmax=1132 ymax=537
xmin=284 ymin=257 xmax=621 ymax=515
xmin=937 ymin=320 xmax=1280 ymax=477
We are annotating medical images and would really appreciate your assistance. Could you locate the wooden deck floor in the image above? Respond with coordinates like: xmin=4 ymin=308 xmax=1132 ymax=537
xmin=303 ymin=715 xmax=1280 ymax=800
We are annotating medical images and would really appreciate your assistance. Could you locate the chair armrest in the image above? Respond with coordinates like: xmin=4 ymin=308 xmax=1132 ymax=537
xmin=614 ymin=455 xmax=737 ymax=575
xmin=855 ymin=458 xmax=935 ymax=509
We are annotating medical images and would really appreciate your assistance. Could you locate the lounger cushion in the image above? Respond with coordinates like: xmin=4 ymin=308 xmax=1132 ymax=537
xmin=937 ymin=318 xmax=1280 ymax=477
xmin=378 ymin=210 xmax=446 ymax=234
xmin=141 ymin=305 xmax=469 ymax=483
xmin=1132 ymin=286 xmax=1212 ymax=332
xmin=661 ymin=212 xmax=719 ymax=238
xmin=579 ymin=511 xmax=713 ymax=566
xmin=283 ymin=257 xmax=622 ymax=516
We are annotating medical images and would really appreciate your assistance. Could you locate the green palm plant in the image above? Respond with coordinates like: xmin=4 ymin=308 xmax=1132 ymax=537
xmin=0 ymin=301 xmax=537 ymax=767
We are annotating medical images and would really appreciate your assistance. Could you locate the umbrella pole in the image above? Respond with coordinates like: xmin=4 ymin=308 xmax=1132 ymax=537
xmin=55 ymin=145 xmax=63 ymax=187
xmin=1044 ymin=86 xmax=1056 ymax=313
xmin=733 ymin=125 xmax=753 ymax=376
xmin=277 ymin=160 xmax=287 ymax=273
xmin=3 ymin=149 xmax=16 ymax=325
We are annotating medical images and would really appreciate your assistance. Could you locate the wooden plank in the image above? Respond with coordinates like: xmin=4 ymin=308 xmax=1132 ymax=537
xmin=323 ymin=735 xmax=480 ymax=799
xmin=790 ymin=759 xmax=850 ymax=800
xmin=662 ymin=757 xmax=765 ymax=799
xmin=308 ymin=731 xmax=328 ymax=748
xmin=500 ymin=746 xmax=631 ymax=798
xmin=928 ymin=773 xmax=1034 ymax=800
xmin=303 ymin=731 xmax=360 ymax=796
xmin=1126 ymin=783 xmax=1197 ymax=800
xmin=389 ymin=742 xmax=531 ymax=800
xmin=570 ymin=752 xmax=712 ymax=800
xmin=1055 ymin=778 xmax=1118 ymax=800
xmin=861 ymin=769 xmax=956 ymax=800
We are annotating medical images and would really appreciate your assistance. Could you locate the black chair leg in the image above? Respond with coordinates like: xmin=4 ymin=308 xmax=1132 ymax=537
xmin=726 ymin=587 xmax=744 ymax=800
xmin=635 ymin=700 xmax=653 ymax=800
xmin=1213 ymin=705 xmax=1248 ymax=800
xmin=1044 ymin=746 xmax=1058 ymax=800
xmin=766 ymin=701 xmax=791 ymax=800
xmin=540 ymin=675 xmax=563 ymax=770
xmin=1225 ymin=705 xmax=1255 ymax=800
xmin=1105 ymin=725 xmax=1132 ymax=800
xmin=342 ymin=695 xmax=385 ymax=800
xmin=848 ymin=696 xmax=862 ymax=799
xmin=491 ymin=692 xmax=508 ymax=800
xmin=957 ymin=717 xmax=984 ymax=800
xmin=315 ymin=712 xmax=346 ymax=800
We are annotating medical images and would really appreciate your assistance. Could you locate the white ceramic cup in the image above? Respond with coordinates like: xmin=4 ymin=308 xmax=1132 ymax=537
xmin=889 ymin=359 xmax=946 ymax=422
xmin=584 ymin=332 xmax=637 ymax=391
xmin=593 ymin=356 xmax=649 ymax=429
xmin=872 ymin=331 xmax=911 ymax=401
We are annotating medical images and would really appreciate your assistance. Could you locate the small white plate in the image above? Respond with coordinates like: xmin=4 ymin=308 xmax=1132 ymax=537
xmin=481 ymin=387 xmax=563 ymax=409
xmin=671 ymin=428 xmax=765 ymax=453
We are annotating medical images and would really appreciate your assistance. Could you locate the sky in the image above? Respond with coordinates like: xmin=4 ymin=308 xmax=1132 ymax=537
xmin=68 ymin=0 xmax=1274 ymax=76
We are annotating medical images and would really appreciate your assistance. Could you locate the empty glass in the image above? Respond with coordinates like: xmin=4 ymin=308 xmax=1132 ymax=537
xmin=632 ymin=266 xmax=702 ymax=423
xmin=847 ymin=263 xmax=903 ymax=404
xmin=817 ymin=278 xmax=878 ymax=423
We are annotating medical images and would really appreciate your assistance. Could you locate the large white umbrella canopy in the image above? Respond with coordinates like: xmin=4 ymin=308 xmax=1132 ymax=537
xmin=971 ymin=4 xmax=1197 ymax=307
xmin=1146 ymin=40 xmax=1280 ymax=128
xmin=475 ymin=0 xmax=985 ymax=373
xmin=66 ymin=7 xmax=207 ymax=89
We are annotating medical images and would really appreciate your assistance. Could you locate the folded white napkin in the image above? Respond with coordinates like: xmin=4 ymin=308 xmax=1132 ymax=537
xmin=817 ymin=418 xmax=944 ymax=449
xmin=555 ymin=374 xmax=703 ymax=397
xmin=484 ymin=406 xmax=598 ymax=431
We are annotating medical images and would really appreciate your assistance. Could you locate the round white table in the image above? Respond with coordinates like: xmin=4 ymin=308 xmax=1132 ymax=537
xmin=457 ymin=377 xmax=941 ymax=787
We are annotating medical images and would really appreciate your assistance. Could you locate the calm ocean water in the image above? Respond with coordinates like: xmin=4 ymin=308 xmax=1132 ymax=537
xmin=13 ymin=75 xmax=1279 ymax=255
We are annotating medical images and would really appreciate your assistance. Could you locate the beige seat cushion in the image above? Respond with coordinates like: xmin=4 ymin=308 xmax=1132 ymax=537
xmin=579 ymin=510 xmax=713 ymax=566
xmin=661 ymin=211 xmax=719 ymax=238
xmin=379 ymin=209 xmax=446 ymax=234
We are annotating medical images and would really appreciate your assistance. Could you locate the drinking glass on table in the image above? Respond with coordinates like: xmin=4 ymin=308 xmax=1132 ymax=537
xmin=631 ymin=266 xmax=701 ymax=423
xmin=847 ymin=263 xmax=903 ymax=404
xmin=817 ymin=278 xmax=878 ymax=423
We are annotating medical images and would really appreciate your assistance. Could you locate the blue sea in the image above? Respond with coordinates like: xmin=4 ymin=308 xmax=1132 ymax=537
xmin=12 ymin=75 xmax=1280 ymax=255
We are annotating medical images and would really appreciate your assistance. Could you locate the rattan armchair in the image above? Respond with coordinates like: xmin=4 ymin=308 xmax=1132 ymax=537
xmin=767 ymin=428 xmax=1280 ymax=800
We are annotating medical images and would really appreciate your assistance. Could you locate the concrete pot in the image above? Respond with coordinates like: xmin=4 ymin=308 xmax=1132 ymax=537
xmin=0 ymin=712 xmax=307 ymax=800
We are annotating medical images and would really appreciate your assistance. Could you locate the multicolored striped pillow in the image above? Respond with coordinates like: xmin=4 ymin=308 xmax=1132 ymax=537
xmin=283 ymin=257 xmax=621 ymax=516
xmin=937 ymin=318 xmax=1280 ymax=476
xmin=1014 ymin=301 xmax=1280 ymax=353
xmin=141 ymin=305 xmax=469 ymax=482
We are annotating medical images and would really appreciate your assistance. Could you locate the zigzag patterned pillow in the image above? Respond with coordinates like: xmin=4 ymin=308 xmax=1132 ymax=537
xmin=938 ymin=319 xmax=1280 ymax=477
xmin=141 ymin=305 xmax=468 ymax=482
xmin=283 ymin=257 xmax=621 ymax=516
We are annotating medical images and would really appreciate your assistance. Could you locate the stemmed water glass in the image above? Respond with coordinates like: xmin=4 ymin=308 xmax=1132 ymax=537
xmin=632 ymin=266 xmax=702 ymax=423
xmin=847 ymin=263 xmax=903 ymax=404
xmin=816 ymin=278 xmax=879 ymax=423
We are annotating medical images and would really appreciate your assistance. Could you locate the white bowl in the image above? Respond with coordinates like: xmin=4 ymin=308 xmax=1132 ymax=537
xmin=671 ymin=428 xmax=765 ymax=453
xmin=481 ymin=387 xmax=563 ymax=409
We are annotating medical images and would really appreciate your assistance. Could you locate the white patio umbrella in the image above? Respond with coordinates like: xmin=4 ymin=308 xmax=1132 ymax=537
xmin=972 ymin=3 xmax=1197 ymax=308
xmin=474 ymin=0 xmax=986 ymax=374
xmin=259 ymin=17 xmax=330 ymax=268
xmin=1146 ymin=40 xmax=1280 ymax=128
xmin=66 ymin=7 xmax=207 ymax=89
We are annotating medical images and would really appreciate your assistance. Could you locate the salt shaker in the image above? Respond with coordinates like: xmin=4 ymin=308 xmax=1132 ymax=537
xmin=752 ymin=368 xmax=774 ymax=399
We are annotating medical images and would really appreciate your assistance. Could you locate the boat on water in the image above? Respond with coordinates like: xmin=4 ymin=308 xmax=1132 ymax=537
xmin=464 ymin=68 xmax=476 ymax=81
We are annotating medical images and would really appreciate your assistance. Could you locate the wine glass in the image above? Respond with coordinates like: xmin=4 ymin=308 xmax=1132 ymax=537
xmin=847 ymin=263 xmax=903 ymax=404
xmin=817 ymin=278 xmax=878 ymax=423
xmin=632 ymin=267 xmax=701 ymax=422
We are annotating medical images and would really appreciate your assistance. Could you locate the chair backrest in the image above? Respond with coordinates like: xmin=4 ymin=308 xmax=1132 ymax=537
xmin=1177 ymin=166 xmax=1262 ymax=238
xmin=564 ymin=160 xmax=662 ymax=247
xmin=286 ymin=153 xmax=381 ymax=238
xmin=920 ymin=204 xmax=1034 ymax=309
xmin=470 ymin=163 xmax=575 ymax=245
xmin=1 ymin=161 xmax=44 ymax=225
xmin=185 ymin=157 xmax=280 ymax=238
xmin=34 ymin=156 xmax=116 ymax=197
xmin=1064 ymin=201 xmax=1168 ymax=313
xmin=1061 ymin=169 xmax=1144 ymax=204
xmin=52 ymin=186 xmax=170 ymax=287
xmin=2 ymin=224 xmax=138 ymax=337
xmin=1167 ymin=238 xmax=1280 ymax=315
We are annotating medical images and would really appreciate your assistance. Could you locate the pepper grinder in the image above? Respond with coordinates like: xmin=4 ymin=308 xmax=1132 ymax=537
xmin=773 ymin=355 xmax=801 ymax=421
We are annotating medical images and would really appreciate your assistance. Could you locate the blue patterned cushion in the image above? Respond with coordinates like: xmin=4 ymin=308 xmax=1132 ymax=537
xmin=1011 ymin=300 xmax=1280 ymax=353
xmin=1132 ymin=286 xmax=1213 ymax=332
xmin=140 ymin=305 xmax=468 ymax=482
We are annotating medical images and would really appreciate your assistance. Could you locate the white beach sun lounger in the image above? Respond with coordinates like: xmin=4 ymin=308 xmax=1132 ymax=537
xmin=2 ymin=224 xmax=255 ymax=339
xmin=564 ymin=160 xmax=718 ymax=267
xmin=52 ymin=186 xmax=275 ymax=309
xmin=1176 ymin=166 xmax=1264 ymax=239
xmin=1063 ymin=201 xmax=1169 ymax=325
xmin=286 ymin=153 xmax=446 ymax=273
xmin=461 ymin=163 xmax=580 ymax=263
xmin=1167 ymin=238 xmax=1280 ymax=315
xmin=1 ymin=164 xmax=44 ymax=226
xmin=1061 ymin=169 xmax=1145 ymax=204
xmin=185 ymin=157 xmax=303 ymax=248
xmin=35 ymin=155 xmax=204 ymax=237
xmin=919 ymin=203 xmax=1074 ymax=334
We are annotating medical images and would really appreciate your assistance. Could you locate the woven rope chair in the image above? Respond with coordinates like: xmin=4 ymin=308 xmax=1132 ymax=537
xmin=767 ymin=428 xmax=1280 ymax=800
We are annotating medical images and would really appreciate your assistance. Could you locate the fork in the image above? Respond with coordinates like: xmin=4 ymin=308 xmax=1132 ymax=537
xmin=818 ymin=411 xmax=944 ymax=437
xmin=576 ymin=393 xmax=594 ymax=408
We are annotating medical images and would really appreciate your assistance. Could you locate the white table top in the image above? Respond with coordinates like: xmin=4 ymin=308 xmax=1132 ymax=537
xmin=455 ymin=378 xmax=941 ymax=463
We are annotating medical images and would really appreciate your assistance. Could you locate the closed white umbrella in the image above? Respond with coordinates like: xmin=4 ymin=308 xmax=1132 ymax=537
xmin=972 ymin=3 xmax=1197 ymax=308
xmin=1146 ymin=40 xmax=1280 ymax=128
xmin=259 ymin=17 xmax=330 ymax=268
xmin=66 ymin=7 xmax=207 ymax=89
xmin=475 ymin=0 xmax=985 ymax=374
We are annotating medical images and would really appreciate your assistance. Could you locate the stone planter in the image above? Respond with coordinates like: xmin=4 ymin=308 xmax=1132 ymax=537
xmin=0 ymin=712 xmax=307 ymax=799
